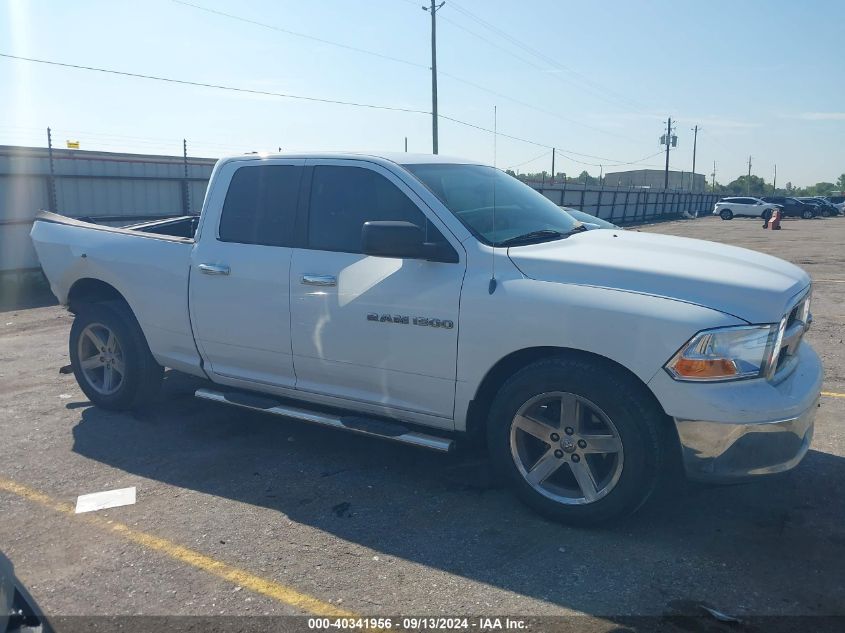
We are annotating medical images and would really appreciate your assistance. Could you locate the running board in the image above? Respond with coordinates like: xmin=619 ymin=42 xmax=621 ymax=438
xmin=194 ymin=388 xmax=454 ymax=453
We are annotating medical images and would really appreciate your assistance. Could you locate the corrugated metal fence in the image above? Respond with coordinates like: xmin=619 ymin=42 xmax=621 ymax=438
xmin=527 ymin=180 xmax=721 ymax=225
xmin=0 ymin=145 xmax=215 ymax=272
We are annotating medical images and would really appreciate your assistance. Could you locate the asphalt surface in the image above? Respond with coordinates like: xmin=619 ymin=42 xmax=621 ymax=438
xmin=1 ymin=215 xmax=844 ymax=631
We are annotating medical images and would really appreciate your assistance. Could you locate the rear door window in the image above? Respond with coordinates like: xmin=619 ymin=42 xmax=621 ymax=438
xmin=219 ymin=165 xmax=303 ymax=247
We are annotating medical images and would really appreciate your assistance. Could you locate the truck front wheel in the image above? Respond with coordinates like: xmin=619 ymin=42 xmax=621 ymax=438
xmin=69 ymin=302 xmax=163 ymax=410
xmin=487 ymin=356 xmax=668 ymax=525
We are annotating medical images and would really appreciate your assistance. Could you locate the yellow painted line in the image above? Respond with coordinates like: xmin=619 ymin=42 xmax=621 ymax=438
xmin=0 ymin=477 xmax=355 ymax=618
xmin=822 ymin=391 xmax=845 ymax=399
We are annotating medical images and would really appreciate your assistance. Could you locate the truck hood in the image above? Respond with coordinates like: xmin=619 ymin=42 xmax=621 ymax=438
xmin=507 ymin=229 xmax=810 ymax=323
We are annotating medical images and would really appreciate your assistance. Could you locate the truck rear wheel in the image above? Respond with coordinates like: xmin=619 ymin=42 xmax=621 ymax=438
xmin=487 ymin=356 xmax=668 ymax=525
xmin=69 ymin=302 xmax=163 ymax=410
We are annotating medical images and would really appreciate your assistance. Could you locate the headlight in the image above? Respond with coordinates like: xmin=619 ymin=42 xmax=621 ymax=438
xmin=665 ymin=325 xmax=779 ymax=381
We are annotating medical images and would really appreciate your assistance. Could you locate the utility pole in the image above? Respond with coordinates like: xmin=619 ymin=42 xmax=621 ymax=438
xmin=711 ymin=161 xmax=716 ymax=192
xmin=773 ymin=164 xmax=777 ymax=193
xmin=551 ymin=148 xmax=555 ymax=184
xmin=404 ymin=137 xmax=408 ymax=152
xmin=746 ymin=155 xmax=752 ymax=195
xmin=662 ymin=117 xmax=674 ymax=189
xmin=423 ymin=1 xmax=445 ymax=154
xmin=691 ymin=125 xmax=698 ymax=191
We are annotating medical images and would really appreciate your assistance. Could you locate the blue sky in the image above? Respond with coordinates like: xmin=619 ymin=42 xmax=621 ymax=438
xmin=2 ymin=0 xmax=843 ymax=186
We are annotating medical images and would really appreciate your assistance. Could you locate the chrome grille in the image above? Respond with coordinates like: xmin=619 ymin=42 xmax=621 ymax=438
xmin=772 ymin=289 xmax=811 ymax=380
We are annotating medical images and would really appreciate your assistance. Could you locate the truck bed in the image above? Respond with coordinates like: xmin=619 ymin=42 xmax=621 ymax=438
xmin=30 ymin=211 xmax=203 ymax=374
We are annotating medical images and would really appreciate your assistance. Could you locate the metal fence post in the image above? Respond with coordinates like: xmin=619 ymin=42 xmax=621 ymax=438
xmin=182 ymin=139 xmax=191 ymax=215
xmin=609 ymin=188 xmax=618 ymax=223
xmin=46 ymin=127 xmax=58 ymax=212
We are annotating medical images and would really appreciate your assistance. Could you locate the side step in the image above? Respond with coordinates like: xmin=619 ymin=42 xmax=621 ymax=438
xmin=194 ymin=388 xmax=455 ymax=453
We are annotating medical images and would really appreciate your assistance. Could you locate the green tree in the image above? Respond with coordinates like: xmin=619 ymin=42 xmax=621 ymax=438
xmin=811 ymin=182 xmax=836 ymax=196
xmin=723 ymin=174 xmax=768 ymax=196
xmin=836 ymin=173 xmax=845 ymax=190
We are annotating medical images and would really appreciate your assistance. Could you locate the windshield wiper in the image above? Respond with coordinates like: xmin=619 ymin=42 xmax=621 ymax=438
xmin=497 ymin=224 xmax=586 ymax=247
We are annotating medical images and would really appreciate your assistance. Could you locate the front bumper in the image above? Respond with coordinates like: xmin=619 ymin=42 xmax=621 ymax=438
xmin=674 ymin=398 xmax=817 ymax=481
xmin=649 ymin=342 xmax=823 ymax=482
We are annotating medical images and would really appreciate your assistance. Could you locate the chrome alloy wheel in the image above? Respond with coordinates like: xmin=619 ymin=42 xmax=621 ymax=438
xmin=77 ymin=323 xmax=125 ymax=395
xmin=509 ymin=392 xmax=624 ymax=505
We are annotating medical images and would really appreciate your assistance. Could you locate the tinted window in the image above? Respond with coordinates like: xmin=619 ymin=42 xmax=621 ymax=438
xmin=219 ymin=165 xmax=302 ymax=246
xmin=308 ymin=165 xmax=437 ymax=253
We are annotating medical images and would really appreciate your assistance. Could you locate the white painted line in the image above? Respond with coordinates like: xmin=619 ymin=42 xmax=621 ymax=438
xmin=75 ymin=486 xmax=136 ymax=514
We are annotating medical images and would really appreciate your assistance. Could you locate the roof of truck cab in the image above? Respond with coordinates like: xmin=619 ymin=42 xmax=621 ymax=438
xmin=216 ymin=151 xmax=485 ymax=167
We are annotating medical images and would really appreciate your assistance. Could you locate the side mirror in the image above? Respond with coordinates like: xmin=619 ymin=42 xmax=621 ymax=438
xmin=362 ymin=221 xmax=425 ymax=259
xmin=361 ymin=221 xmax=458 ymax=262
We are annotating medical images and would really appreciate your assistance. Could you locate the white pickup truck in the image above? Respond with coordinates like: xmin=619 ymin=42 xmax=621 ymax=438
xmin=31 ymin=152 xmax=822 ymax=525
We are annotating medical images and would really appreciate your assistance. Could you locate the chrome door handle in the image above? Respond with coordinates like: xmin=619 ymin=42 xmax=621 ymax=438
xmin=301 ymin=274 xmax=336 ymax=286
xmin=198 ymin=263 xmax=230 ymax=276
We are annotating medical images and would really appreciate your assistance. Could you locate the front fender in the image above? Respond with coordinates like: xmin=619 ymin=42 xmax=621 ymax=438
xmin=453 ymin=272 xmax=743 ymax=431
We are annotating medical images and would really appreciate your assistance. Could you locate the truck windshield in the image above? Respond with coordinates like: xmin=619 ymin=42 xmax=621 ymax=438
xmin=404 ymin=163 xmax=580 ymax=246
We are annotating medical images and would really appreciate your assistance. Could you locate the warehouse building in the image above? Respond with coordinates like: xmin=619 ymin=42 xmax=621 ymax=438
xmin=604 ymin=169 xmax=707 ymax=191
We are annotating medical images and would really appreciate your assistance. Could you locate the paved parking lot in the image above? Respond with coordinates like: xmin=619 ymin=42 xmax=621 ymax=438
xmin=1 ymin=215 xmax=844 ymax=630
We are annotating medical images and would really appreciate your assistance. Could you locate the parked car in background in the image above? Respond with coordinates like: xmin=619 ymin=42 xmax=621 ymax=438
xmin=808 ymin=197 xmax=841 ymax=216
xmin=797 ymin=197 xmax=838 ymax=217
xmin=761 ymin=197 xmax=817 ymax=219
xmin=713 ymin=197 xmax=781 ymax=220
xmin=824 ymin=195 xmax=845 ymax=211
xmin=560 ymin=207 xmax=621 ymax=229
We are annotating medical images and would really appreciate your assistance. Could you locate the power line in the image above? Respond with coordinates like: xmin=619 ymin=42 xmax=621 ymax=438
xmin=438 ymin=70 xmax=639 ymax=142
xmin=172 ymin=0 xmax=428 ymax=70
xmin=0 ymin=53 xmax=666 ymax=169
xmin=437 ymin=13 xmax=543 ymax=71
xmin=0 ymin=53 xmax=430 ymax=115
xmin=174 ymin=0 xmax=639 ymax=143
xmin=507 ymin=149 xmax=551 ymax=170
xmin=446 ymin=0 xmax=650 ymax=115
xmin=439 ymin=113 xmax=664 ymax=167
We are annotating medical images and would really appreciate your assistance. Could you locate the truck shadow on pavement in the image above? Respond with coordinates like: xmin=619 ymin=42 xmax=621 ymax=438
xmin=70 ymin=371 xmax=845 ymax=619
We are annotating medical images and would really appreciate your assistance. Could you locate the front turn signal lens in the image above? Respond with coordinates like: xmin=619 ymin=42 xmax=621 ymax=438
xmin=670 ymin=357 xmax=739 ymax=379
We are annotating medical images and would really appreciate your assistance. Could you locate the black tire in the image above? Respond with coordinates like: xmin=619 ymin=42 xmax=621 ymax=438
xmin=821 ymin=208 xmax=830 ymax=218
xmin=486 ymin=356 xmax=670 ymax=526
xmin=719 ymin=209 xmax=733 ymax=220
xmin=801 ymin=208 xmax=815 ymax=220
xmin=69 ymin=301 xmax=163 ymax=410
